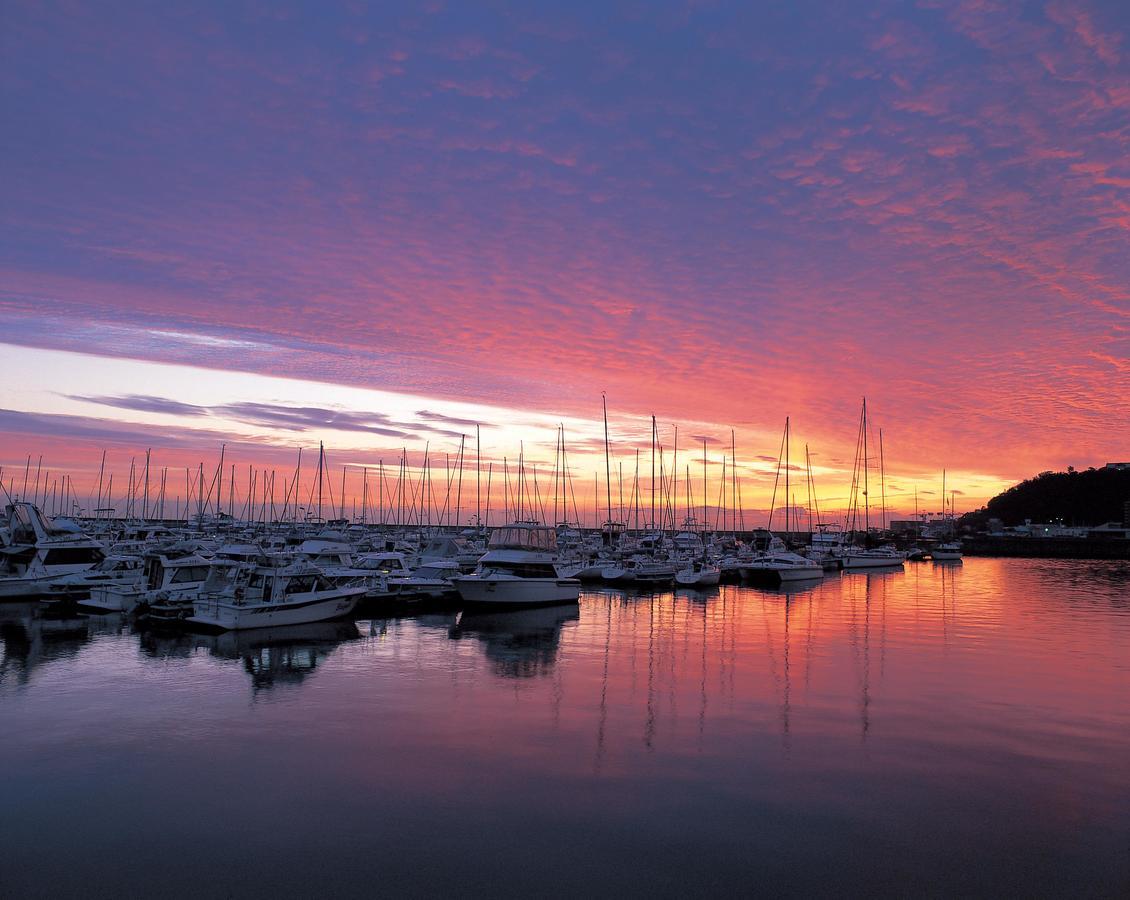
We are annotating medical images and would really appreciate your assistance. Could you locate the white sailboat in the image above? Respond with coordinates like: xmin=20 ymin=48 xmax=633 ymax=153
xmin=842 ymin=400 xmax=904 ymax=572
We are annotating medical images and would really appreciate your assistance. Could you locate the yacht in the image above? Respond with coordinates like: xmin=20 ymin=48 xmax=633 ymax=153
xmin=841 ymin=546 xmax=905 ymax=569
xmin=931 ymin=541 xmax=963 ymax=561
xmin=43 ymin=554 xmax=143 ymax=604
xmin=452 ymin=523 xmax=580 ymax=606
xmin=0 ymin=502 xmax=106 ymax=598
xmin=186 ymin=560 xmax=365 ymax=631
xmin=741 ymin=550 xmax=823 ymax=583
xmin=392 ymin=559 xmax=461 ymax=600
xmin=100 ymin=550 xmax=216 ymax=617
xmin=675 ymin=559 xmax=721 ymax=587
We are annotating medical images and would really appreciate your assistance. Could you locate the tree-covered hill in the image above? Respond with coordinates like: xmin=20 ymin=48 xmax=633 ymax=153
xmin=961 ymin=466 xmax=1130 ymax=528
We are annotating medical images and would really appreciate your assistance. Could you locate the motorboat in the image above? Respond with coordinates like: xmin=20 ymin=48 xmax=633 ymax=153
xmin=111 ymin=551 xmax=217 ymax=618
xmin=391 ymin=559 xmax=462 ymax=600
xmin=0 ymin=502 xmax=106 ymax=598
xmin=931 ymin=541 xmax=963 ymax=561
xmin=841 ymin=546 xmax=905 ymax=570
xmin=741 ymin=551 xmax=823 ymax=582
xmin=186 ymin=560 xmax=365 ymax=631
xmin=675 ymin=559 xmax=721 ymax=587
xmin=42 ymin=554 xmax=144 ymax=604
xmin=452 ymin=522 xmax=580 ymax=606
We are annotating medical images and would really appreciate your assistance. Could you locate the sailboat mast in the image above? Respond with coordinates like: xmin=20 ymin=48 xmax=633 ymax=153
xmin=879 ymin=427 xmax=886 ymax=531
xmin=317 ymin=441 xmax=324 ymax=524
xmin=602 ymin=394 xmax=612 ymax=525
xmin=731 ymin=429 xmax=737 ymax=536
xmin=784 ymin=417 xmax=790 ymax=536
xmin=650 ymin=415 xmax=657 ymax=530
xmin=702 ymin=438 xmax=708 ymax=538
xmin=862 ymin=399 xmax=870 ymax=533
xmin=455 ymin=433 xmax=465 ymax=529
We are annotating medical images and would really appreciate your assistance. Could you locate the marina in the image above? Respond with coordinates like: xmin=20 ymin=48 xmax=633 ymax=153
xmin=4 ymin=0 xmax=1129 ymax=894
xmin=2 ymin=556 xmax=1128 ymax=896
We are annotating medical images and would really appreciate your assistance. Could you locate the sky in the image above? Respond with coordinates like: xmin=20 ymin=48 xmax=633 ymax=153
xmin=1 ymin=0 xmax=1128 ymax=523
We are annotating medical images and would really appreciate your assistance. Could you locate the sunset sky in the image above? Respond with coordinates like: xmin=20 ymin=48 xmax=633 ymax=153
xmin=2 ymin=1 xmax=1128 ymax=522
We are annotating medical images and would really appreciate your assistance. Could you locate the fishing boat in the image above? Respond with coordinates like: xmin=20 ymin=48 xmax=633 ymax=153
xmin=186 ymin=560 xmax=365 ymax=631
xmin=452 ymin=522 xmax=580 ymax=606
xmin=931 ymin=541 xmax=963 ymax=561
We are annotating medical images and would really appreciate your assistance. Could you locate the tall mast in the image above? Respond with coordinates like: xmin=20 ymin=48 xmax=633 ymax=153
xmin=602 ymin=394 xmax=612 ymax=525
xmin=216 ymin=444 xmax=225 ymax=519
xmin=96 ymin=450 xmax=106 ymax=520
xmin=455 ymin=433 xmax=465 ymax=529
xmin=476 ymin=424 xmax=481 ymax=528
xmin=317 ymin=441 xmax=324 ymax=523
xmin=784 ymin=418 xmax=790 ymax=536
xmin=862 ymin=399 xmax=870 ymax=533
xmin=731 ymin=429 xmax=737 ymax=536
xmin=650 ymin=415 xmax=657 ymax=530
xmin=941 ymin=468 xmax=947 ymax=532
xmin=671 ymin=425 xmax=678 ymax=535
xmin=805 ymin=443 xmax=812 ymax=533
xmin=143 ymin=449 xmax=150 ymax=520
xmin=702 ymin=438 xmax=708 ymax=538
xmin=485 ymin=462 xmax=493 ymax=527
xmin=879 ymin=427 xmax=886 ymax=531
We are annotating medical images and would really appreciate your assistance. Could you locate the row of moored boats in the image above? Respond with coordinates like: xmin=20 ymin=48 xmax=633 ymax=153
xmin=0 ymin=501 xmax=962 ymax=629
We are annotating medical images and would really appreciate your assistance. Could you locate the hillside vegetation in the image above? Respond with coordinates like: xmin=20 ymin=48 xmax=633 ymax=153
xmin=961 ymin=467 xmax=1130 ymax=528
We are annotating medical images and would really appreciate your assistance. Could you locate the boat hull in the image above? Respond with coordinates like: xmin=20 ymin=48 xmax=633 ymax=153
xmin=0 ymin=575 xmax=66 ymax=599
xmin=79 ymin=585 xmax=143 ymax=614
xmin=841 ymin=555 xmax=905 ymax=570
xmin=187 ymin=592 xmax=362 ymax=631
xmin=675 ymin=570 xmax=721 ymax=587
xmin=453 ymin=576 xmax=580 ymax=606
xmin=742 ymin=565 xmax=823 ymax=582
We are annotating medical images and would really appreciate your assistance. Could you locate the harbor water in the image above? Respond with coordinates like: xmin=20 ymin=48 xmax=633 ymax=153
xmin=2 ymin=558 xmax=1128 ymax=896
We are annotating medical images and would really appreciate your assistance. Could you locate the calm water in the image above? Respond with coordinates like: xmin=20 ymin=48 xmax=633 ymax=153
xmin=2 ymin=558 xmax=1129 ymax=897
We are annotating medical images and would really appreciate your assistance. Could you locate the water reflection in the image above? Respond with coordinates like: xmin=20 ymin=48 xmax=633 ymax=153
xmin=138 ymin=621 xmax=361 ymax=692
xmin=0 ymin=603 xmax=127 ymax=688
xmin=448 ymin=603 xmax=580 ymax=678
xmin=2 ymin=559 xmax=1130 ymax=896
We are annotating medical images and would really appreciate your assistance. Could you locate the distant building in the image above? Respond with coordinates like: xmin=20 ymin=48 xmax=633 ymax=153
xmin=1105 ymin=462 xmax=1130 ymax=471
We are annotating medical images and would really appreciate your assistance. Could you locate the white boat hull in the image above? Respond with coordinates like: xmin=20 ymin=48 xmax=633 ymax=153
xmin=675 ymin=569 xmax=721 ymax=587
xmin=79 ymin=585 xmax=144 ymax=613
xmin=0 ymin=575 xmax=66 ymax=599
xmin=453 ymin=575 xmax=580 ymax=606
xmin=742 ymin=565 xmax=823 ymax=582
xmin=842 ymin=554 xmax=905 ymax=569
xmin=187 ymin=591 xmax=362 ymax=631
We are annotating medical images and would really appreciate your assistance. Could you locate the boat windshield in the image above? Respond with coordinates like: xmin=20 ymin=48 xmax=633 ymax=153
xmin=488 ymin=526 xmax=557 ymax=551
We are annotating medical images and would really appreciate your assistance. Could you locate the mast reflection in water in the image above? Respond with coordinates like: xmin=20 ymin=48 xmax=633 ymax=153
xmin=1 ymin=558 xmax=1128 ymax=896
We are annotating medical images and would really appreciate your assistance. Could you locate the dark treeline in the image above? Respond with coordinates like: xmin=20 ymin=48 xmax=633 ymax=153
xmin=961 ymin=467 xmax=1130 ymax=528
